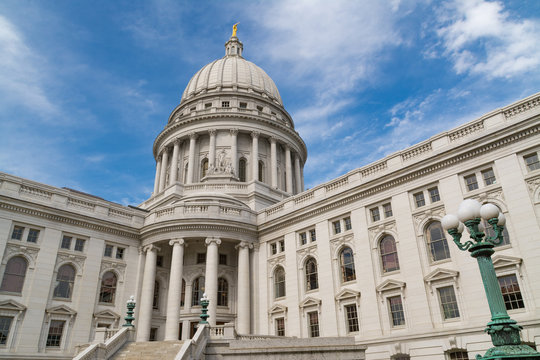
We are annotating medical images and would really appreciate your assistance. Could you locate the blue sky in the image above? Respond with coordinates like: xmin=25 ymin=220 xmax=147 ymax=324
xmin=0 ymin=0 xmax=539 ymax=206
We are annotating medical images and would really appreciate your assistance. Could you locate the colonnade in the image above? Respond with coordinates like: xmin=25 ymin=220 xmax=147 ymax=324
xmin=135 ymin=239 xmax=252 ymax=341
xmin=153 ymin=129 xmax=304 ymax=194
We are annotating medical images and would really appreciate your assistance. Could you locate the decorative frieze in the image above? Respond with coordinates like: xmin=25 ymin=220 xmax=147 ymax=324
xmin=108 ymin=208 xmax=132 ymax=220
xmin=155 ymin=208 xmax=174 ymax=218
xmin=525 ymin=175 xmax=540 ymax=202
xmin=266 ymin=204 xmax=284 ymax=216
xmin=220 ymin=206 xmax=241 ymax=216
xmin=448 ymin=121 xmax=484 ymax=142
xmin=401 ymin=142 xmax=432 ymax=162
xmin=3 ymin=243 xmax=40 ymax=269
xmin=19 ymin=185 xmax=52 ymax=201
xmin=294 ymin=192 xmax=314 ymax=205
xmin=296 ymin=244 xmax=317 ymax=266
xmin=56 ymin=251 xmax=86 ymax=273
xmin=329 ymin=234 xmax=354 ymax=258
xmin=412 ymin=205 xmax=446 ymax=234
xmin=184 ymin=205 xmax=208 ymax=213
xmin=67 ymin=198 xmax=95 ymax=211
xmin=100 ymin=259 xmax=127 ymax=280
xmin=325 ymin=178 xmax=348 ymax=192
xmin=361 ymin=161 xmax=387 ymax=177
xmin=504 ymin=95 xmax=540 ymax=118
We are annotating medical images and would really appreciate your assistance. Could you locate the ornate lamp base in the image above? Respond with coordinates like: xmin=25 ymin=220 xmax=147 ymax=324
xmin=477 ymin=344 xmax=540 ymax=359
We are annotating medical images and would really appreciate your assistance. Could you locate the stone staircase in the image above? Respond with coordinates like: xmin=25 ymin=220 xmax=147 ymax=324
xmin=110 ymin=340 xmax=184 ymax=360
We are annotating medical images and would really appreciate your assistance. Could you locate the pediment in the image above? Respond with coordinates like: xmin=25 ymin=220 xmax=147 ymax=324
xmin=335 ymin=288 xmax=360 ymax=301
xmin=299 ymin=297 xmax=321 ymax=308
xmin=376 ymin=279 xmax=405 ymax=293
xmin=268 ymin=304 xmax=287 ymax=315
xmin=0 ymin=299 xmax=26 ymax=312
xmin=94 ymin=310 xmax=120 ymax=319
xmin=46 ymin=304 xmax=77 ymax=316
xmin=424 ymin=268 xmax=459 ymax=284
xmin=492 ymin=255 xmax=522 ymax=269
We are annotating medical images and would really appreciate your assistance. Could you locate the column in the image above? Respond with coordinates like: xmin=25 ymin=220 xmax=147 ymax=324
xmin=230 ymin=129 xmax=238 ymax=176
xmin=169 ymin=139 xmax=181 ymax=185
xmin=159 ymin=148 xmax=169 ymax=192
xmin=165 ymin=239 xmax=186 ymax=340
xmin=208 ymin=129 xmax=217 ymax=170
xmin=270 ymin=137 xmax=278 ymax=188
xmin=301 ymin=166 xmax=305 ymax=192
xmin=136 ymin=244 xmax=160 ymax=342
xmin=251 ymin=132 xmax=259 ymax=181
xmin=285 ymin=145 xmax=293 ymax=193
xmin=186 ymin=133 xmax=197 ymax=184
xmin=205 ymin=237 xmax=221 ymax=326
xmin=153 ymin=156 xmax=162 ymax=195
xmin=236 ymin=242 xmax=252 ymax=334
xmin=294 ymin=154 xmax=302 ymax=194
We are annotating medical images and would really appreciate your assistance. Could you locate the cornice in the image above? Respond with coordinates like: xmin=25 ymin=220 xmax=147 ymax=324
xmin=140 ymin=222 xmax=258 ymax=240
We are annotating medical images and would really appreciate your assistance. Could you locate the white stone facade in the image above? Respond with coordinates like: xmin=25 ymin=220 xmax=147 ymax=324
xmin=0 ymin=34 xmax=539 ymax=359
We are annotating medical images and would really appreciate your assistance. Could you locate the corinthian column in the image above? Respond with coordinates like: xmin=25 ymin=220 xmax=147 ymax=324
xmin=230 ymin=129 xmax=238 ymax=176
xmin=186 ymin=133 xmax=197 ymax=184
xmin=165 ymin=239 xmax=186 ymax=340
xmin=136 ymin=244 xmax=160 ymax=342
xmin=251 ymin=132 xmax=259 ymax=181
xmin=208 ymin=129 xmax=217 ymax=170
xmin=236 ymin=242 xmax=252 ymax=334
xmin=169 ymin=139 xmax=181 ymax=185
xmin=270 ymin=137 xmax=277 ymax=188
xmin=153 ymin=156 xmax=162 ymax=195
xmin=159 ymin=148 xmax=169 ymax=192
xmin=285 ymin=145 xmax=293 ymax=193
xmin=205 ymin=237 xmax=221 ymax=326
xmin=294 ymin=154 xmax=302 ymax=195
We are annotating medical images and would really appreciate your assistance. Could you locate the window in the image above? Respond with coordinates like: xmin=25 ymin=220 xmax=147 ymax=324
xmin=99 ymin=271 xmax=117 ymax=304
xmin=344 ymin=304 xmax=359 ymax=332
xmin=426 ymin=221 xmax=451 ymax=262
xmin=205 ymin=102 xmax=212 ymax=108
xmin=180 ymin=279 xmax=186 ymax=307
xmin=190 ymin=106 xmax=196 ymax=112
xmin=498 ymin=274 xmax=524 ymax=310
xmin=217 ymin=278 xmax=228 ymax=306
xmin=279 ymin=240 xmax=285 ymax=252
xmin=305 ymin=257 xmax=318 ymax=291
xmin=464 ymin=174 xmax=479 ymax=191
xmin=54 ymin=264 xmax=76 ymax=299
xmin=46 ymin=320 xmax=65 ymax=347
xmin=308 ymin=311 xmax=319 ymax=337
xmin=438 ymin=286 xmax=460 ymax=319
xmin=388 ymin=295 xmax=405 ymax=326
xmin=332 ymin=220 xmax=341 ymax=234
xmin=153 ymin=281 xmax=160 ymax=309
xmin=0 ymin=256 xmax=28 ymax=293
xmin=149 ymin=327 xmax=158 ymax=341
xmin=383 ymin=203 xmax=393 ymax=218
xmin=483 ymin=217 xmax=510 ymax=246
xmin=61 ymin=236 xmax=72 ymax=250
xmin=116 ymin=247 xmax=125 ymax=260
xmin=340 ymin=247 xmax=356 ymax=282
xmin=197 ymin=253 xmax=206 ymax=264
xmin=156 ymin=255 xmax=164 ymax=267
xmin=270 ymin=243 xmax=277 ymax=255
xmin=238 ymin=158 xmax=247 ymax=182
xmin=11 ymin=226 xmax=23 ymax=240
xmin=74 ymin=238 xmax=85 ymax=252
xmin=448 ymin=351 xmax=469 ymax=360
xmin=239 ymin=102 xmax=247 ymax=109
xmin=257 ymin=105 xmax=264 ymax=112
xmin=370 ymin=207 xmax=380 ymax=222
xmin=275 ymin=318 xmax=285 ymax=336
xmin=299 ymin=232 xmax=307 ymax=245
xmin=344 ymin=217 xmax=352 ymax=231
xmin=221 ymin=101 xmax=229 ymax=108
xmin=27 ymin=229 xmax=40 ymax=243
xmin=219 ymin=254 xmax=227 ymax=265
xmin=274 ymin=267 xmax=286 ymax=298
xmin=414 ymin=192 xmax=425 ymax=207
xmin=0 ymin=317 xmax=12 ymax=345
xmin=192 ymin=277 xmax=205 ymax=306
xmin=183 ymin=162 xmax=189 ymax=183
xmin=104 ymin=245 xmax=113 ymax=257
xmin=380 ymin=235 xmax=400 ymax=273
xmin=392 ymin=356 xmax=410 ymax=360
xmin=201 ymin=158 xmax=209 ymax=179
xmin=310 ymin=229 xmax=317 ymax=242
xmin=524 ymin=153 xmax=540 ymax=171
xmin=429 ymin=187 xmax=440 ymax=203
xmin=258 ymin=161 xmax=265 ymax=182
xmin=482 ymin=168 xmax=496 ymax=185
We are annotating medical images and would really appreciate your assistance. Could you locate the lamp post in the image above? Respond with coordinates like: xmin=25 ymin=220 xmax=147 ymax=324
xmin=442 ymin=199 xmax=540 ymax=359
xmin=199 ymin=293 xmax=210 ymax=325
xmin=123 ymin=295 xmax=136 ymax=327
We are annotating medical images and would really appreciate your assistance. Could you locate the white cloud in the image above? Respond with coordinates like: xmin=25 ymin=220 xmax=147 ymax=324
xmin=436 ymin=0 xmax=540 ymax=78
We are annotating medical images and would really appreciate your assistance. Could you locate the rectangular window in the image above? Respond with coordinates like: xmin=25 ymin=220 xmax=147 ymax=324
xmin=429 ymin=187 xmax=440 ymax=203
xmin=219 ymin=254 xmax=227 ymax=265
xmin=524 ymin=153 xmax=540 ymax=171
xmin=189 ymin=106 xmax=196 ymax=112
xmin=449 ymin=351 xmax=469 ymax=360
xmin=221 ymin=101 xmax=230 ymax=108
xmin=61 ymin=236 xmax=72 ymax=250
xmin=275 ymin=318 xmax=285 ymax=336
xmin=482 ymin=168 xmax=497 ymax=185
xmin=46 ymin=320 xmax=65 ymax=347
xmin=149 ymin=327 xmax=158 ymax=342
xmin=464 ymin=174 xmax=479 ymax=191
xmin=270 ymin=243 xmax=277 ymax=255
xmin=344 ymin=217 xmax=352 ymax=231
xmin=116 ymin=247 xmax=124 ymax=260
xmin=383 ymin=203 xmax=393 ymax=218
xmin=332 ymin=221 xmax=341 ymax=234
xmin=437 ymin=286 xmax=460 ymax=319
xmin=308 ymin=311 xmax=320 ymax=337
xmin=104 ymin=245 xmax=113 ymax=257
xmin=414 ymin=192 xmax=425 ymax=207
xmin=299 ymin=232 xmax=307 ymax=245
xmin=11 ymin=226 xmax=24 ymax=240
xmin=156 ymin=255 xmax=164 ymax=267
xmin=74 ymin=238 xmax=85 ymax=252
xmin=204 ymin=102 xmax=212 ymax=108
xmin=309 ymin=229 xmax=317 ymax=242
xmin=388 ymin=296 xmax=405 ymax=326
xmin=239 ymin=102 xmax=247 ymax=109
xmin=344 ymin=304 xmax=359 ymax=332
xmin=0 ymin=317 xmax=12 ymax=345
xmin=370 ymin=207 xmax=380 ymax=222
xmin=27 ymin=229 xmax=40 ymax=243
xmin=197 ymin=253 xmax=206 ymax=264
xmin=279 ymin=240 xmax=285 ymax=252
xmin=498 ymin=274 xmax=525 ymax=310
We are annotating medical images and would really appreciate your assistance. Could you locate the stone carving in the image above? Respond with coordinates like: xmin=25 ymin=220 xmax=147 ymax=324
xmin=525 ymin=176 xmax=540 ymax=202
xmin=368 ymin=221 xmax=397 ymax=242
xmin=56 ymin=252 xmax=86 ymax=273
xmin=330 ymin=234 xmax=354 ymax=259
xmin=207 ymin=149 xmax=234 ymax=175
xmin=100 ymin=260 xmax=127 ymax=281
xmin=296 ymin=244 xmax=317 ymax=266
xmin=412 ymin=205 xmax=446 ymax=234
xmin=3 ymin=243 xmax=40 ymax=268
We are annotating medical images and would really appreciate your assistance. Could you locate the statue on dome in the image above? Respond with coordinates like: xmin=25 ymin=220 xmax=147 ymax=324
xmin=232 ymin=23 xmax=239 ymax=37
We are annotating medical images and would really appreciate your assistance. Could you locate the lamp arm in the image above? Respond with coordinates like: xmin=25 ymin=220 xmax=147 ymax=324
xmin=448 ymin=229 xmax=474 ymax=251
xmin=485 ymin=217 xmax=504 ymax=245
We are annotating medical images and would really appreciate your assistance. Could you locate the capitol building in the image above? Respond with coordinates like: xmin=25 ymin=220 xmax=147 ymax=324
xmin=0 ymin=31 xmax=539 ymax=360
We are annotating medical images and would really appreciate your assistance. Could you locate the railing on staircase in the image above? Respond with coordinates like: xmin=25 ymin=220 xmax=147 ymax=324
xmin=73 ymin=327 xmax=134 ymax=360
xmin=175 ymin=324 xmax=208 ymax=360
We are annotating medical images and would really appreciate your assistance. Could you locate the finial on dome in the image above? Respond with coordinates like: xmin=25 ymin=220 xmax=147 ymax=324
xmin=232 ymin=23 xmax=239 ymax=37
xmin=225 ymin=24 xmax=243 ymax=57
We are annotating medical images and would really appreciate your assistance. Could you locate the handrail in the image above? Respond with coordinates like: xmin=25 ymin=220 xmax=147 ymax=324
xmin=175 ymin=324 xmax=208 ymax=360
xmin=73 ymin=327 xmax=133 ymax=360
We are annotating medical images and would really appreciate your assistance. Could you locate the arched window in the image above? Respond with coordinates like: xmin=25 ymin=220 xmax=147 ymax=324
xmin=274 ymin=267 xmax=286 ymax=299
xmin=180 ymin=279 xmax=186 ymax=307
xmin=192 ymin=277 xmax=205 ymax=306
xmin=340 ymin=247 xmax=356 ymax=282
xmin=0 ymin=256 xmax=27 ymax=293
xmin=258 ymin=161 xmax=265 ymax=182
xmin=380 ymin=235 xmax=400 ymax=273
xmin=153 ymin=281 xmax=160 ymax=309
xmin=238 ymin=158 xmax=247 ymax=182
xmin=305 ymin=257 xmax=318 ymax=291
xmin=99 ymin=271 xmax=117 ymax=303
xmin=54 ymin=264 xmax=76 ymax=299
xmin=426 ymin=221 xmax=451 ymax=262
xmin=183 ymin=162 xmax=189 ymax=183
xmin=217 ymin=278 xmax=228 ymax=306
xmin=201 ymin=158 xmax=209 ymax=179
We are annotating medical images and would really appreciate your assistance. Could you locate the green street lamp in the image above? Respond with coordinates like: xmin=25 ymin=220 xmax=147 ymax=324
xmin=123 ymin=295 xmax=136 ymax=327
xmin=442 ymin=199 xmax=540 ymax=360
xmin=199 ymin=293 xmax=210 ymax=325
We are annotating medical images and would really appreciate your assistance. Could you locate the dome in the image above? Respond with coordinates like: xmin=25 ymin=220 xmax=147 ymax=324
xmin=181 ymin=36 xmax=283 ymax=106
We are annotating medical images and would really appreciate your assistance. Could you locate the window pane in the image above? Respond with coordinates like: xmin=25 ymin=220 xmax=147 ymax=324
xmin=274 ymin=268 xmax=286 ymax=298
xmin=104 ymin=245 xmax=113 ymax=257
xmin=464 ymin=174 xmax=479 ymax=191
xmin=219 ymin=254 xmax=227 ymax=265
xmin=482 ymin=168 xmax=496 ymax=185
xmin=429 ymin=187 xmax=440 ymax=203
xmin=61 ymin=236 xmax=72 ymax=249
xmin=344 ymin=217 xmax=352 ymax=231
xmin=74 ymin=238 xmax=85 ymax=252
xmin=11 ymin=226 xmax=24 ymax=240
xmin=153 ymin=281 xmax=160 ymax=309
xmin=0 ymin=256 xmax=28 ymax=293
xmin=310 ymin=229 xmax=317 ymax=242
xmin=299 ymin=232 xmax=307 ymax=245
xmin=438 ymin=286 xmax=460 ymax=319
xmin=116 ymin=247 xmax=124 ymax=259
xmin=270 ymin=243 xmax=277 ymax=255
xmin=414 ymin=192 xmax=425 ymax=207
xmin=239 ymin=159 xmax=247 ymax=182
xmin=380 ymin=236 xmax=400 ymax=273
xmin=383 ymin=203 xmax=393 ymax=218
xmin=46 ymin=320 xmax=65 ymax=347
xmin=427 ymin=222 xmax=451 ymax=262
xmin=218 ymin=278 xmax=228 ymax=306
xmin=275 ymin=318 xmax=285 ymax=336
xmin=192 ymin=277 xmax=205 ymax=306
xmin=308 ymin=311 xmax=319 ymax=337
xmin=498 ymin=274 xmax=524 ymax=310
xmin=371 ymin=208 xmax=380 ymax=222
xmin=305 ymin=258 xmax=318 ymax=291
xmin=279 ymin=240 xmax=285 ymax=252
xmin=0 ymin=317 xmax=12 ymax=345
xmin=524 ymin=153 xmax=540 ymax=171
xmin=340 ymin=247 xmax=356 ymax=282
xmin=54 ymin=265 xmax=75 ymax=298
xmin=345 ymin=304 xmax=359 ymax=332
xmin=27 ymin=229 xmax=40 ymax=243
xmin=197 ymin=253 xmax=206 ymax=264
xmin=99 ymin=271 xmax=117 ymax=303
xmin=449 ymin=351 xmax=469 ymax=360
xmin=388 ymin=296 xmax=405 ymax=326
xmin=333 ymin=221 xmax=341 ymax=234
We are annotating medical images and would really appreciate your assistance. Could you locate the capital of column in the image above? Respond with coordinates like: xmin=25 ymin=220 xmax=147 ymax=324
xmin=173 ymin=137 xmax=182 ymax=146
xmin=138 ymin=246 xmax=145 ymax=255
xmin=189 ymin=132 xmax=198 ymax=140
xmin=270 ymin=136 xmax=278 ymax=144
xmin=160 ymin=146 xmax=170 ymax=156
xmin=169 ymin=238 xmax=186 ymax=247
xmin=235 ymin=241 xmax=254 ymax=250
xmin=250 ymin=131 xmax=260 ymax=139
xmin=208 ymin=129 xmax=217 ymax=136
xmin=230 ymin=128 xmax=239 ymax=135
xmin=205 ymin=237 xmax=222 ymax=246
xmin=143 ymin=244 xmax=161 ymax=254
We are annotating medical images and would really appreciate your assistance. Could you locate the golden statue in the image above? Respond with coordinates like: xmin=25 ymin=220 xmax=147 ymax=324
xmin=232 ymin=23 xmax=239 ymax=37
